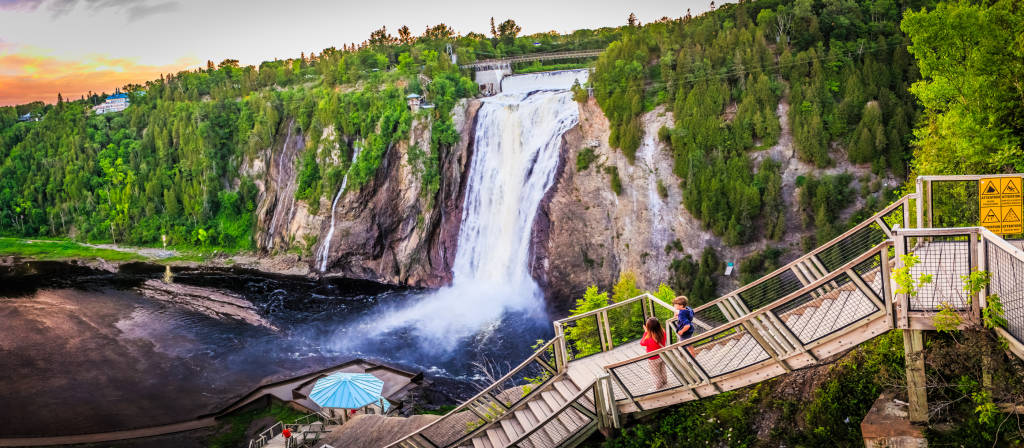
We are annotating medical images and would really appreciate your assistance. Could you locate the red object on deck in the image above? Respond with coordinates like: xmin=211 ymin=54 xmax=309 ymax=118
xmin=282 ymin=428 xmax=292 ymax=438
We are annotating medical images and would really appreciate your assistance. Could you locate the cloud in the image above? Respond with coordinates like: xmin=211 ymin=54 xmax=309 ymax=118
xmin=34 ymin=0 xmax=180 ymax=20
xmin=0 ymin=50 xmax=197 ymax=105
xmin=126 ymin=0 xmax=177 ymax=20
xmin=0 ymin=0 xmax=45 ymax=10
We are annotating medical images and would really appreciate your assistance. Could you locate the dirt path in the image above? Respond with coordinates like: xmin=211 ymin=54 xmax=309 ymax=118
xmin=82 ymin=242 xmax=178 ymax=259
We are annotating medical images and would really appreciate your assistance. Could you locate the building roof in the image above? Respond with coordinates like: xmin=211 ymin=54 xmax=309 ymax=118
xmin=406 ymin=93 xmax=421 ymax=99
xmin=108 ymin=93 xmax=128 ymax=100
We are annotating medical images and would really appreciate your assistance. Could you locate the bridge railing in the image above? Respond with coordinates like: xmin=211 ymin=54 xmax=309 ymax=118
xmin=980 ymin=228 xmax=1024 ymax=358
xmin=553 ymin=293 xmax=677 ymax=363
xmin=385 ymin=338 xmax=560 ymax=448
xmin=551 ymin=196 xmax=910 ymax=365
xmin=678 ymin=195 xmax=909 ymax=336
xmin=915 ymin=174 xmax=1024 ymax=237
xmin=602 ymin=242 xmax=892 ymax=408
xmin=461 ymin=49 xmax=604 ymax=69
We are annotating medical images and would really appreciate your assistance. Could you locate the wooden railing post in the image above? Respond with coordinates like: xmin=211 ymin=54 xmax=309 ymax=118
xmin=553 ymin=324 xmax=568 ymax=373
xmin=904 ymin=329 xmax=928 ymax=423
xmin=969 ymin=229 xmax=981 ymax=323
xmin=599 ymin=310 xmax=612 ymax=351
xmin=921 ymin=177 xmax=929 ymax=229
xmin=894 ymin=231 xmax=909 ymax=329
xmin=880 ymin=241 xmax=895 ymax=329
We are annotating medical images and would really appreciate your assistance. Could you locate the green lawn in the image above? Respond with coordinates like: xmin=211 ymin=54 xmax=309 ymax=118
xmin=0 ymin=237 xmax=146 ymax=262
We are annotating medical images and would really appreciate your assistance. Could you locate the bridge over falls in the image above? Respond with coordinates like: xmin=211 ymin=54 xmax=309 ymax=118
xmin=460 ymin=50 xmax=604 ymax=71
xmin=375 ymin=174 xmax=1024 ymax=448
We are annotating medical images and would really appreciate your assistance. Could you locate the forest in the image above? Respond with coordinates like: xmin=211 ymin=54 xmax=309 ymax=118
xmin=592 ymin=0 xmax=928 ymax=247
xmin=0 ymin=21 xmax=613 ymax=249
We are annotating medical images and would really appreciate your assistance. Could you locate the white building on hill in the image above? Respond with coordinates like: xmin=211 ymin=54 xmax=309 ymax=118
xmin=92 ymin=93 xmax=129 ymax=115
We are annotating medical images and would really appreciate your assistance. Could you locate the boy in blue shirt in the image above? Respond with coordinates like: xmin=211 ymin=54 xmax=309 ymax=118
xmin=673 ymin=296 xmax=697 ymax=357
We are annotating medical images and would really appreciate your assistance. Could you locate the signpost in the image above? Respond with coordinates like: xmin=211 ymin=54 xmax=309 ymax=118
xmin=979 ymin=177 xmax=1023 ymax=235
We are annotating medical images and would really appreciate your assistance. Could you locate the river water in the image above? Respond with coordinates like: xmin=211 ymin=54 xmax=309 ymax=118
xmin=0 ymin=70 xmax=589 ymax=438
xmin=0 ymin=263 xmax=549 ymax=437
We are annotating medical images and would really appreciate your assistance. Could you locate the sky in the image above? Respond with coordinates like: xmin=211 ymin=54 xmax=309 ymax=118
xmin=0 ymin=0 xmax=731 ymax=106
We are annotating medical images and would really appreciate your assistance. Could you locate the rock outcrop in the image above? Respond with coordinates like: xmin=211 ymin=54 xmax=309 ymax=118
xmin=537 ymin=96 xmax=895 ymax=308
xmin=250 ymin=100 xmax=480 ymax=288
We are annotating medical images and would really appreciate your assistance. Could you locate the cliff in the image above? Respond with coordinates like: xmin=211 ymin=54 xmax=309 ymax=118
xmin=249 ymin=99 xmax=480 ymax=287
xmin=537 ymin=98 xmax=893 ymax=308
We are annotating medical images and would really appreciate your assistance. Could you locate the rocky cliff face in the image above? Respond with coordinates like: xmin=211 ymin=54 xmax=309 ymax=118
xmin=537 ymin=98 xmax=892 ymax=308
xmin=250 ymin=99 xmax=480 ymax=287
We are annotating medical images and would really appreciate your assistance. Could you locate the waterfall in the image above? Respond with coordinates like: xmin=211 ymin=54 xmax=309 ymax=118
xmin=266 ymin=125 xmax=293 ymax=246
xmin=348 ymin=69 xmax=590 ymax=353
xmin=317 ymin=143 xmax=364 ymax=272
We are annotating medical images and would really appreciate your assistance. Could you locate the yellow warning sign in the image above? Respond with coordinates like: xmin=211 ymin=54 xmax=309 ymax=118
xmin=979 ymin=177 xmax=1023 ymax=234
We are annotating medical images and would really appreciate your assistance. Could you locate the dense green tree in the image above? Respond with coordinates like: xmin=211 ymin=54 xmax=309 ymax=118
xmin=901 ymin=0 xmax=1024 ymax=175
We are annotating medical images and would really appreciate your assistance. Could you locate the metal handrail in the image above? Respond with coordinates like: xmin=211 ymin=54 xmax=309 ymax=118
xmin=385 ymin=338 xmax=560 ymax=447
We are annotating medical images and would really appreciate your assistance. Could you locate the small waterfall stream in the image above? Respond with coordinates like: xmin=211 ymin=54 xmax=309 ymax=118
xmin=317 ymin=144 xmax=364 ymax=272
xmin=266 ymin=125 xmax=293 ymax=246
xmin=352 ymin=69 xmax=590 ymax=352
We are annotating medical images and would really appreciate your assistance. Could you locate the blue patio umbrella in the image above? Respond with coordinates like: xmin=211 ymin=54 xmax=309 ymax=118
xmin=309 ymin=372 xmax=390 ymax=412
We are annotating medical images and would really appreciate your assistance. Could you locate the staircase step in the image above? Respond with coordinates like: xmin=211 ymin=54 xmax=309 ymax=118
xmin=486 ymin=426 xmax=510 ymax=448
xmin=541 ymin=390 xmax=565 ymax=412
xmin=553 ymin=380 xmax=578 ymax=402
xmin=500 ymin=416 xmax=525 ymax=440
xmin=472 ymin=434 xmax=493 ymax=448
xmin=527 ymin=397 xmax=554 ymax=421
xmin=514 ymin=408 xmax=554 ymax=447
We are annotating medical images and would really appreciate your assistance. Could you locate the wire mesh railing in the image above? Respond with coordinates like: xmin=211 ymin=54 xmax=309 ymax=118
xmin=691 ymin=197 xmax=907 ymax=318
xmin=774 ymin=271 xmax=881 ymax=345
xmin=560 ymin=313 xmax=604 ymax=361
xmin=930 ymin=180 xmax=979 ymax=229
xmin=387 ymin=339 xmax=560 ymax=448
xmin=984 ymin=235 xmax=1024 ymax=342
xmin=605 ymin=298 xmax=645 ymax=347
xmin=903 ymin=232 xmax=974 ymax=311
xmin=816 ymin=221 xmax=889 ymax=272
xmin=602 ymin=243 xmax=890 ymax=408
xmin=689 ymin=324 xmax=770 ymax=378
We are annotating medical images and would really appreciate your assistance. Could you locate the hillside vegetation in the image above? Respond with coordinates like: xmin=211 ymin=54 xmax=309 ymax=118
xmin=591 ymin=0 xmax=926 ymax=247
xmin=0 ymin=23 xmax=614 ymax=250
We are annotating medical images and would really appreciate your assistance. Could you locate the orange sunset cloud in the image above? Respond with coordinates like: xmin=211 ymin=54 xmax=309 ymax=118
xmin=0 ymin=49 xmax=198 ymax=105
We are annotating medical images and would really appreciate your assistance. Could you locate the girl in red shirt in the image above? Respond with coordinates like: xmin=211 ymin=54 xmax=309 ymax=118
xmin=640 ymin=317 xmax=668 ymax=389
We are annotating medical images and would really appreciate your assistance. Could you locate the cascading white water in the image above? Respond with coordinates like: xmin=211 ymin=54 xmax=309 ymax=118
xmin=317 ymin=144 xmax=364 ymax=272
xmin=351 ymin=70 xmax=590 ymax=353
xmin=266 ymin=125 xmax=294 ymax=245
